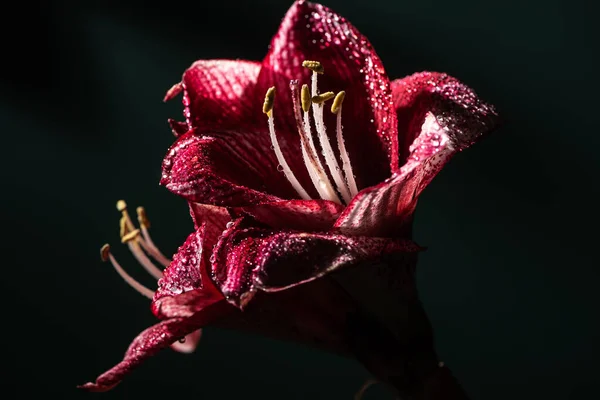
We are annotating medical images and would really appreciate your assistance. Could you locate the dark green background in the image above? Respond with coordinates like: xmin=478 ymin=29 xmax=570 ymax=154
xmin=2 ymin=0 xmax=597 ymax=398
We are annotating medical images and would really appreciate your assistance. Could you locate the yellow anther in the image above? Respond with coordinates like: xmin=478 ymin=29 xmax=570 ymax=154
xmin=121 ymin=229 xmax=141 ymax=244
xmin=100 ymin=244 xmax=111 ymax=262
xmin=302 ymin=60 xmax=324 ymax=74
xmin=263 ymin=87 xmax=276 ymax=117
xmin=311 ymin=91 xmax=335 ymax=104
xmin=301 ymin=84 xmax=311 ymax=112
xmin=116 ymin=199 xmax=127 ymax=212
xmin=136 ymin=206 xmax=150 ymax=229
xmin=331 ymin=91 xmax=346 ymax=114
xmin=119 ymin=216 xmax=129 ymax=239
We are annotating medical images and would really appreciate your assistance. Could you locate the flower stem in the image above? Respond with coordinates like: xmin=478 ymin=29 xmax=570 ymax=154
xmin=334 ymin=254 xmax=470 ymax=399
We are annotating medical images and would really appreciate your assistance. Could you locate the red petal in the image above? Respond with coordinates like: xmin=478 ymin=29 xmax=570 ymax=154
xmin=211 ymin=219 xmax=420 ymax=308
xmin=256 ymin=0 xmax=398 ymax=189
xmin=232 ymin=199 xmax=344 ymax=231
xmin=181 ymin=60 xmax=261 ymax=132
xmin=78 ymin=299 xmax=229 ymax=392
xmin=392 ymin=71 xmax=498 ymax=164
xmin=163 ymin=82 xmax=183 ymax=102
xmin=336 ymin=74 xmax=498 ymax=237
xmin=153 ymin=226 xmax=221 ymax=307
xmin=170 ymin=329 xmax=202 ymax=354
xmin=168 ymin=118 xmax=188 ymax=137
xmin=161 ymin=131 xmax=298 ymax=205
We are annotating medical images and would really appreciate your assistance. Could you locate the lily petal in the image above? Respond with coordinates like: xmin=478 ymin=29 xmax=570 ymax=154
xmin=335 ymin=72 xmax=499 ymax=237
xmin=256 ymin=0 xmax=398 ymax=189
xmin=79 ymin=299 xmax=229 ymax=392
xmin=170 ymin=329 xmax=203 ymax=354
xmin=153 ymin=225 xmax=222 ymax=309
xmin=161 ymin=131 xmax=298 ymax=205
xmin=232 ymin=199 xmax=344 ymax=231
xmin=211 ymin=219 xmax=420 ymax=308
xmin=392 ymin=71 xmax=498 ymax=164
xmin=174 ymin=60 xmax=261 ymax=132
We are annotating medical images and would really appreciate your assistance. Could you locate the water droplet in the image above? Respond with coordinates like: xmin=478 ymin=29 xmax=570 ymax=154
xmin=178 ymin=337 xmax=186 ymax=343
xmin=226 ymin=221 xmax=234 ymax=228
xmin=277 ymin=164 xmax=284 ymax=172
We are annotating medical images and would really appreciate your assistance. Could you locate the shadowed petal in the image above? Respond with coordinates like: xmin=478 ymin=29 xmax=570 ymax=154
xmin=161 ymin=131 xmax=298 ymax=205
xmin=78 ymin=299 xmax=230 ymax=392
xmin=335 ymin=73 xmax=498 ymax=237
xmin=232 ymin=199 xmax=344 ymax=231
xmin=256 ymin=0 xmax=398 ymax=189
xmin=211 ymin=219 xmax=420 ymax=308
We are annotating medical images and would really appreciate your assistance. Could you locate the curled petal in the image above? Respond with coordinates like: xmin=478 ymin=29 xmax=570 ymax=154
xmin=170 ymin=329 xmax=202 ymax=354
xmin=180 ymin=60 xmax=261 ymax=132
xmin=232 ymin=199 xmax=344 ymax=231
xmin=256 ymin=0 xmax=398 ymax=189
xmin=211 ymin=219 xmax=420 ymax=308
xmin=79 ymin=300 xmax=229 ymax=392
xmin=253 ymin=232 xmax=421 ymax=292
xmin=336 ymin=73 xmax=499 ymax=237
xmin=392 ymin=71 xmax=499 ymax=164
xmin=161 ymin=132 xmax=295 ymax=206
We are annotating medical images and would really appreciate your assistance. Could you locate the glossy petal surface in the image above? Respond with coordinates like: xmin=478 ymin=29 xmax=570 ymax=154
xmin=79 ymin=299 xmax=229 ymax=392
xmin=161 ymin=131 xmax=296 ymax=205
xmin=175 ymin=60 xmax=261 ymax=132
xmin=336 ymin=73 xmax=498 ymax=237
xmin=153 ymin=224 xmax=224 ymax=317
xmin=212 ymin=219 xmax=420 ymax=308
xmin=256 ymin=1 xmax=398 ymax=189
xmin=233 ymin=199 xmax=344 ymax=231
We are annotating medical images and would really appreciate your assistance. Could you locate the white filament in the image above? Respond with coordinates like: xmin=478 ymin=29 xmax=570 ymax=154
xmin=127 ymin=241 xmax=164 ymax=280
xmin=107 ymin=252 xmax=155 ymax=299
xmin=335 ymin=104 xmax=359 ymax=197
xmin=267 ymin=112 xmax=311 ymax=200
xmin=300 ymin=111 xmax=341 ymax=203
xmin=139 ymin=225 xmax=171 ymax=267
xmin=310 ymin=72 xmax=353 ymax=203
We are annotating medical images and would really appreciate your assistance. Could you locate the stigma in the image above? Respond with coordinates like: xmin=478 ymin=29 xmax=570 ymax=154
xmin=263 ymin=60 xmax=358 ymax=205
xmin=100 ymin=200 xmax=171 ymax=299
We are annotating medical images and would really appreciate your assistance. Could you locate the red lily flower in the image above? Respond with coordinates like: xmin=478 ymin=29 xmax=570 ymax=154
xmin=80 ymin=0 xmax=498 ymax=397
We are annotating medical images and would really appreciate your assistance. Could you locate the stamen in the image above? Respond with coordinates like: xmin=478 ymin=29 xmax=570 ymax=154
xmin=301 ymin=84 xmax=311 ymax=112
xmin=332 ymin=93 xmax=359 ymax=197
xmin=116 ymin=200 xmax=135 ymax=232
xmin=290 ymin=81 xmax=341 ymax=203
xmin=127 ymin=239 xmax=164 ymax=280
xmin=331 ymin=90 xmax=345 ymax=114
xmin=121 ymin=229 xmax=141 ymax=243
xmin=301 ymin=60 xmax=324 ymax=74
xmin=117 ymin=203 xmax=164 ymax=280
xmin=100 ymin=244 xmax=155 ymax=299
xmin=309 ymin=71 xmax=353 ymax=203
xmin=311 ymin=91 xmax=335 ymax=104
xmin=137 ymin=207 xmax=171 ymax=267
xmin=262 ymin=87 xmax=275 ymax=117
xmin=264 ymin=87 xmax=311 ymax=200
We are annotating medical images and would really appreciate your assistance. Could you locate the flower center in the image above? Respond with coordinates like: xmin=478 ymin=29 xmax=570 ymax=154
xmin=262 ymin=60 xmax=358 ymax=205
xmin=99 ymin=200 xmax=171 ymax=299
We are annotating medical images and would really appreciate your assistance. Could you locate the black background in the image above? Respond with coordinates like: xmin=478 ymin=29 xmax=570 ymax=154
xmin=1 ymin=0 xmax=598 ymax=398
